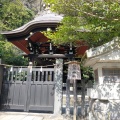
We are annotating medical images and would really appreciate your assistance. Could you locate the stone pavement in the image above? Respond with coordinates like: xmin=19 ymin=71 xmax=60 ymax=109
xmin=0 ymin=112 xmax=73 ymax=120
xmin=0 ymin=112 xmax=89 ymax=120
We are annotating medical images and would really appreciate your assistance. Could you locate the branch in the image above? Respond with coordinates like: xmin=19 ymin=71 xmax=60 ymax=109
xmin=70 ymin=4 xmax=119 ymax=21
xmin=54 ymin=1 xmax=119 ymax=21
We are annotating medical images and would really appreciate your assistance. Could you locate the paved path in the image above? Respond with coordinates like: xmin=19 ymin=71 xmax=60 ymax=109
xmin=0 ymin=111 xmax=89 ymax=120
xmin=0 ymin=112 xmax=68 ymax=120
xmin=0 ymin=112 xmax=44 ymax=120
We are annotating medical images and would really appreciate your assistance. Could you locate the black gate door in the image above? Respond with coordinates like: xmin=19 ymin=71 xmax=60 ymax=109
xmin=0 ymin=67 xmax=54 ymax=112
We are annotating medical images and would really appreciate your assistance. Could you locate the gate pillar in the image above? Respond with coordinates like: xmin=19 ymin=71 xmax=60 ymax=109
xmin=54 ymin=59 xmax=63 ymax=115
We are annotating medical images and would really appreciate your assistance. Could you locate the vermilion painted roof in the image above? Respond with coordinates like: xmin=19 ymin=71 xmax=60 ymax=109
xmin=10 ymin=31 xmax=88 ymax=56
xmin=11 ymin=32 xmax=49 ymax=54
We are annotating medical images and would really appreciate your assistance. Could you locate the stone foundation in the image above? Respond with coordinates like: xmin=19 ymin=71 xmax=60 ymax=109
xmin=89 ymin=99 xmax=120 ymax=120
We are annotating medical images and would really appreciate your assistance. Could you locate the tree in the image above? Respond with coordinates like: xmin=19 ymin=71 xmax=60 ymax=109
xmin=0 ymin=41 xmax=28 ymax=66
xmin=44 ymin=0 xmax=120 ymax=47
xmin=0 ymin=0 xmax=34 ymax=31
xmin=0 ymin=0 xmax=34 ymax=65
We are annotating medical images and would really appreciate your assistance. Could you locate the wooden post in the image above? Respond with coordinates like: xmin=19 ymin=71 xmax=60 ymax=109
xmin=66 ymin=79 xmax=70 ymax=115
xmin=73 ymin=80 xmax=77 ymax=120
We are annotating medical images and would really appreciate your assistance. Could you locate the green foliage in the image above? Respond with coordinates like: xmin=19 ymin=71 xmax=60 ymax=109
xmin=0 ymin=41 xmax=5 ymax=58
xmin=0 ymin=0 xmax=34 ymax=31
xmin=81 ymin=65 xmax=94 ymax=82
xmin=0 ymin=41 xmax=28 ymax=66
xmin=0 ymin=0 xmax=34 ymax=65
xmin=44 ymin=0 xmax=120 ymax=47
xmin=5 ymin=56 xmax=28 ymax=66
xmin=44 ymin=16 xmax=83 ymax=45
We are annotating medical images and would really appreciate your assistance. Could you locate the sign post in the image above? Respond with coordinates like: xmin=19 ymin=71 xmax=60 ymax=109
xmin=73 ymin=79 xmax=77 ymax=120
xmin=67 ymin=61 xmax=81 ymax=120
xmin=66 ymin=78 xmax=70 ymax=116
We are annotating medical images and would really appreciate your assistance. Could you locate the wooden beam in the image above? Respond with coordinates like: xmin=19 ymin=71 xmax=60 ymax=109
xmin=22 ymin=53 xmax=81 ymax=59
xmin=38 ymin=54 xmax=74 ymax=58
xmin=25 ymin=54 xmax=74 ymax=58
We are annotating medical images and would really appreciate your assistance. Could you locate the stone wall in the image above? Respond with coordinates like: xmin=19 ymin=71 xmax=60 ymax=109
xmin=89 ymin=99 xmax=120 ymax=120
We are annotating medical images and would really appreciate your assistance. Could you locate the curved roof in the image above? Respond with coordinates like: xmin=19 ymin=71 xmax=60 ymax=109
xmin=2 ymin=9 xmax=63 ymax=36
xmin=1 ymin=8 xmax=88 ymax=57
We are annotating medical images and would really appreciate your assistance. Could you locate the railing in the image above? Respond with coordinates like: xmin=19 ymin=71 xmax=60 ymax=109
xmin=3 ymin=66 xmax=54 ymax=82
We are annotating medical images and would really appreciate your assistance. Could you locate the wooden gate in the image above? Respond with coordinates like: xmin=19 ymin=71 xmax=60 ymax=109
xmin=0 ymin=66 xmax=54 ymax=112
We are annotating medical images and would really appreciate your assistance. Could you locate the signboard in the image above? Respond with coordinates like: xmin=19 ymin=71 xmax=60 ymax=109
xmin=67 ymin=61 xmax=81 ymax=80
